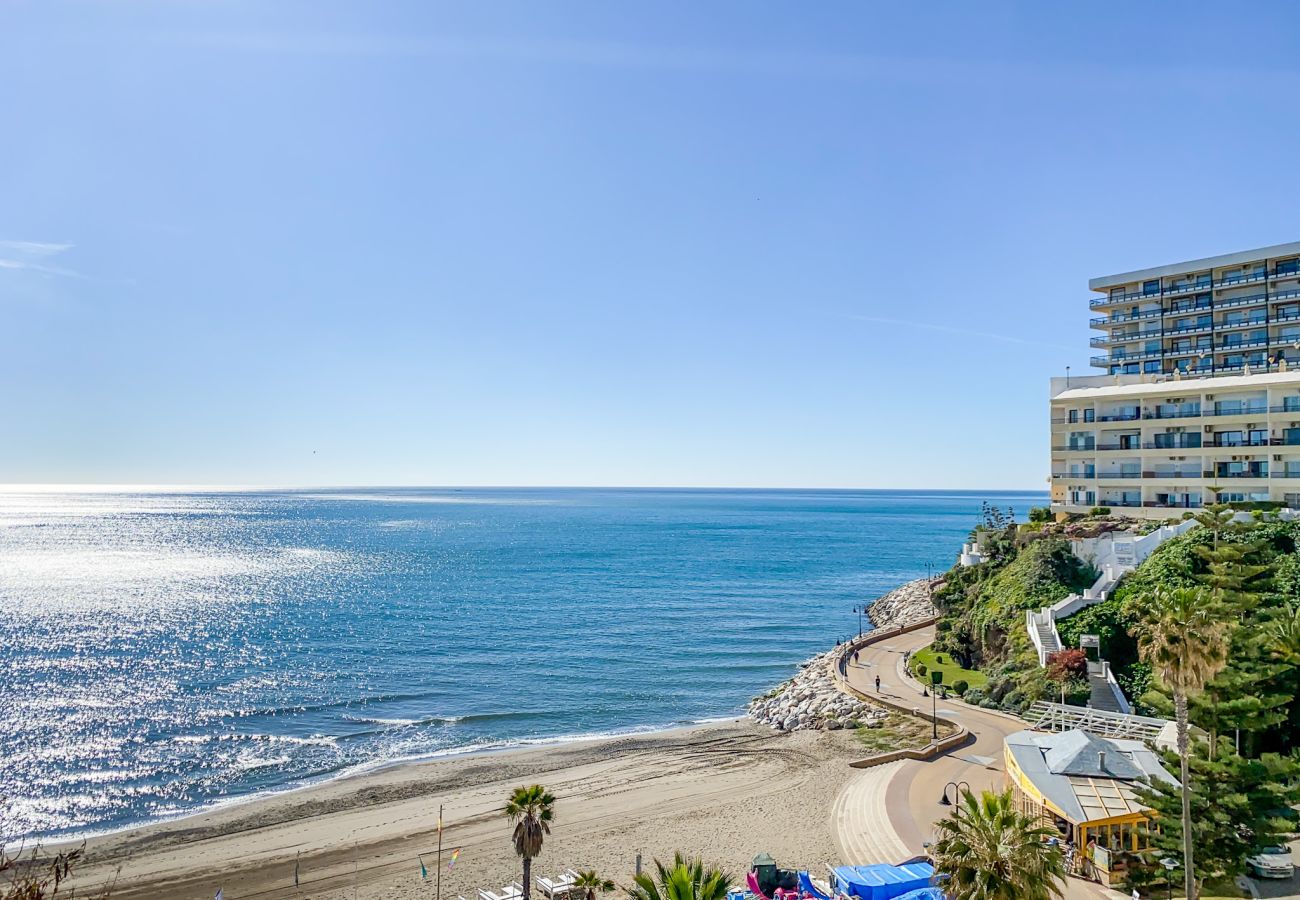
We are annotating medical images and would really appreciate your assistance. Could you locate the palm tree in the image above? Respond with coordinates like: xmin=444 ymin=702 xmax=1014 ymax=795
xmin=504 ymin=784 xmax=556 ymax=900
xmin=625 ymin=853 xmax=732 ymax=900
xmin=573 ymin=871 xmax=615 ymax=900
xmin=932 ymin=788 xmax=1066 ymax=900
xmin=1131 ymin=585 xmax=1231 ymax=900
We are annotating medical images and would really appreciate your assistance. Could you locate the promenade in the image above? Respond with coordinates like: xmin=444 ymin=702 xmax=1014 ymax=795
xmin=833 ymin=624 xmax=1127 ymax=900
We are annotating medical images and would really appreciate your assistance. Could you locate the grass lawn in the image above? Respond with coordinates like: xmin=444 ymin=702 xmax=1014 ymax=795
xmin=853 ymin=710 xmax=958 ymax=754
xmin=908 ymin=646 xmax=988 ymax=691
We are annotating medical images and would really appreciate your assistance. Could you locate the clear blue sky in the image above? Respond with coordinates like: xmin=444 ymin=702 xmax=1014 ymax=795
xmin=6 ymin=2 xmax=1300 ymax=488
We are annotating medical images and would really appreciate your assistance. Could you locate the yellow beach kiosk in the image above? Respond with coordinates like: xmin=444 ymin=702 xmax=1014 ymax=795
xmin=1004 ymin=728 xmax=1177 ymax=885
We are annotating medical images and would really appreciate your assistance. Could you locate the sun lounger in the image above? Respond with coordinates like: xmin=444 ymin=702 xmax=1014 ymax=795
xmin=479 ymin=891 xmax=503 ymax=900
xmin=538 ymin=876 xmax=572 ymax=899
xmin=501 ymin=884 xmax=524 ymax=900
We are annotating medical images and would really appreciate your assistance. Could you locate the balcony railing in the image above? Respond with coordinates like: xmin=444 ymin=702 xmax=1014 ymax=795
xmin=1215 ymin=292 xmax=1268 ymax=310
xmin=1097 ymin=412 xmax=1141 ymax=422
xmin=1144 ymin=501 xmax=1204 ymax=509
xmin=1090 ymin=291 xmax=1160 ymax=308
xmin=1143 ymin=471 xmax=1202 ymax=479
xmin=1216 ymin=271 xmax=1268 ymax=288
xmin=1216 ymin=317 xmax=1270 ymax=331
xmin=1217 ymin=338 xmax=1271 ymax=351
xmin=1090 ymin=309 xmax=1164 ymax=327
xmin=1096 ymin=472 xmax=1143 ymax=479
xmin=1164 ymin=280 xmax=1213 ymax=298
xmin=1204 ymin=405 xmax=1268 ymax=417
xmin=1051 ymin=472 xmax=1096 ymax=479
xmin=1099 ymin=499 xmax=1144 ymax=508
xmin=1097 ymin=443 xmax=1143 ymax=452
xmin=1164 ymin=322 xmax=1214 ymax=336
xmin=1144 ymin=441 xmax=1203 ymax=450
xmin=1145 ymin=409 xmax=1202 ymax=420
xmin=1212 ymin=470 xmax=1270 ymax=479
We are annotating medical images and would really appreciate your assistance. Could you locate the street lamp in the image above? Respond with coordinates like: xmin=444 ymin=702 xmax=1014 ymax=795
xmin=852 ymin=605 xmax=865 ymax=638
xmin=1159 ymin=857 xmax=1177 ymax=900
xmin=938 ymin=780 xmax=970 ymax=807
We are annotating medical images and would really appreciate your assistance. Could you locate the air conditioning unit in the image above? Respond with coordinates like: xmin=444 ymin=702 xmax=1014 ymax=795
xmin=1275 ymin=455 xmax=1282 ymax=462
xmin=1205 ymin=425 xmax=1214 ymax=432
xmin=1207 ymin=394 xmax=1216 ymax=400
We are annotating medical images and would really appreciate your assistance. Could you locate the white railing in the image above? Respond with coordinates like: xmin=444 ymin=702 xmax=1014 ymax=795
xmin=1027 ymin=608 xmax=1062 ymax=667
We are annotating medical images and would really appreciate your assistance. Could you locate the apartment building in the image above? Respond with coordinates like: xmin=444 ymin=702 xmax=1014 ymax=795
xmin=1052 ymin=242 xmax=1300 ymax=517
xmin=1091 ymin=241 xmax=1300 ymax=376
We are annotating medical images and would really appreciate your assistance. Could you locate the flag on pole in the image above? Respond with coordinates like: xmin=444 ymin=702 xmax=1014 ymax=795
xmin=447 ymin=848 xmax=461 ymax=871
xmin=420 ymin=855 xmax=429 ymax=880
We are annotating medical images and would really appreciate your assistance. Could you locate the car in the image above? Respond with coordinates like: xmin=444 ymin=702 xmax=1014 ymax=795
xmin=1247 ymin=846 xmax=1295 ymax=879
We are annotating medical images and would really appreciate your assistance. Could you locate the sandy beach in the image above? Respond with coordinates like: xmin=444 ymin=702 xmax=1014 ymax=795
xmin=65 ymin=719 xmax=864 ymax=900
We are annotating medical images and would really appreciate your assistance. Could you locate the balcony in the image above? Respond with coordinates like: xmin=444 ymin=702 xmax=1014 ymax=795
xmin=1096 ymin=443 xmax=1142 ymax=452
xmin=1211 ymin=469 xmax=1270 ymax=479
xmin=1090 ymin=308 xmax=1164 ymax=327
xmin=1090 ymin=290 xmax=1159 ymax=309
xmin=1216 ymin=317 xmax=1270 ymax=332
xmin=1217 ymin=338 xmax=1271 ymax=352
xmin=1052 ymin=444 xmax=1097 ymax=452
xmin=1216 ymin=270 xmax=1268 ymax=289
xmin=1099 ymin=499 xmax=1145 ymax=508
xmin=1096 ymin=472 xmax=1143 ymax=479
xmin=1164 ymin=321 xmax=1214 ymax=337
xmin=1143 ymin=440 xmax=1203 ymax=450
xmin=1144 ymin=408 xmax=1202 ymax=420
xmin=1269 ymin=405 xmax=1300 ymax=414
xmin=1144 ymin=500 xmax=1204 ymax=509
xmin=1092 ymin=348 xmax=1166 ymax=367
xmin=1204 ymin=405 xmax=1268 ymax=417
xmin=1143 ymin=471 xmax=1202 ymax=479
xmin=1097 ymin=411 xmax=1141 ymax=422
xmin=1165 ymin=280 xmax=1213 ymax=298
xmin=1052 ymin=472 xmax=1096 ymax=480
xmin=1209 ymin=438 xmax=1273 ymax=448
xmin=1214 ymin=292 xmax=1268 ymax=310
xmin=1091 ymin=331 xmax=1163 ymax=347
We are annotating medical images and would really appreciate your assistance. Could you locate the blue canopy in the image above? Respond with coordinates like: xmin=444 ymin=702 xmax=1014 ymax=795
xmin=830 ymin=864 xmax=934 ymax=900
xmin=891 ymin=889 xmax=945 ymax=900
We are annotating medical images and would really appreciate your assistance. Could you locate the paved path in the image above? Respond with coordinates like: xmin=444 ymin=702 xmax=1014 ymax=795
xmin=834 ymin=625 xmax=1130 ymax=900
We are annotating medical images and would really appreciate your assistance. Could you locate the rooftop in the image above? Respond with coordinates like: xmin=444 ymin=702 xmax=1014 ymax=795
xmin=1089 ymin=241 xmax=1300 ymax=292
xmin=1052 ymin=368 xmax=1300 ymax=402
xmin=1005 ymin=728 xmax=1176 ymax=825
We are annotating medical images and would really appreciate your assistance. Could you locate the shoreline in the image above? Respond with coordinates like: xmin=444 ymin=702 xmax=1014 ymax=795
xmin=43 ymin=578 xmax=934 ymax=850
xmin=50 ymin=576 xmax=941 ymax=898
xmin=67 ymin=718 xmax=862 ymax=900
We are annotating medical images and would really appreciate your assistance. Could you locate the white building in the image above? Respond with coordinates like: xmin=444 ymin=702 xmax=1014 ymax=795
xmin=1053 ymin=243 xmax=1300 ymax=518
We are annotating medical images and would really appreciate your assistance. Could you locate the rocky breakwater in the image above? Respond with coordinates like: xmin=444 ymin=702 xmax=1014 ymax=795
xmin=866 ymin=578 xmax=938 ymax=629
xmin=747 ymin=651 xmax=887 ymax=732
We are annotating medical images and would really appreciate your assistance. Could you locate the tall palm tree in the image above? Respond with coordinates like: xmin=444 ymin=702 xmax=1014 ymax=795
xmin=625 ymin=853 xmax=732 ymax=900
xmin=504 ymin=784 xmax=556 ymax=900
xmin=932 ymin=788 xmax=1066 ymax=900
xmin=1131 ymin=585 xmax=1230 ymax=900
xmin=573 ymin=871 xmax=615 ymax=900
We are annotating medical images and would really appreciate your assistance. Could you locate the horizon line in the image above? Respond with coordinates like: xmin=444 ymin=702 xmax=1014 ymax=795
xmin=0 ymin=482 xmax=1049 ymax=494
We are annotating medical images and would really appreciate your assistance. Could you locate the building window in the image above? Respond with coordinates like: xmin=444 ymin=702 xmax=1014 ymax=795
xmin=1068 ymin=409 xmax=1078 ymax=423
xmin=1277 ymin=258 xmax=1299 ymax=276
xmin=1144 ymin=361 xmax=1161 ymax=373
xmin=1143 ymin=279 xmax=1161 ymax=295
xmin=1083 ymin=408 xmax=1095 ymax=422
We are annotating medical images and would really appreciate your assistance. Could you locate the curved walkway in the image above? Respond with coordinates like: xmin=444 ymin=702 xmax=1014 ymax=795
xmin=830 ymin=623 xmax=1130 ymax=900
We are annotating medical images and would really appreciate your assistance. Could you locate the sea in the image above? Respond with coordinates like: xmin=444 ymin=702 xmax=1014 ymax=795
xmin=0 ymin=487 xmax=1043 ymax=842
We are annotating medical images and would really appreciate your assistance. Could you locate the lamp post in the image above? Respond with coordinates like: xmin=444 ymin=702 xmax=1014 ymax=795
xmin=853 ymin=605 xmax=865 ymax=638
xmin=1159 ymin=857 xmax=1177 ymax=900
xmin=938 ymin=780 xmax=970 ymax=807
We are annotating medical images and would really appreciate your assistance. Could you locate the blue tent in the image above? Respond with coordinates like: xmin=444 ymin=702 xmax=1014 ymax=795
xmin=830 ymin=864 xmax=934 ymax=900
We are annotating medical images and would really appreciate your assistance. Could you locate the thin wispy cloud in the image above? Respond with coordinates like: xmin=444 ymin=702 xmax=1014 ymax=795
xmin=0 ymin=239 xmax=85 ymax=279
xmin=847 ymin=314 xmax=1076 ymax=353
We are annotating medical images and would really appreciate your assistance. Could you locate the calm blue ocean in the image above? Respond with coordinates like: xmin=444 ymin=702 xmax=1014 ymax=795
xmin=0 ymin=487 xmax=1043 ymax=841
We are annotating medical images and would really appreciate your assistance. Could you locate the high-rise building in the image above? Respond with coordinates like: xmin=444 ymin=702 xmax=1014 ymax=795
xmin=1051 ymin=242 xmax=1300 ymax=517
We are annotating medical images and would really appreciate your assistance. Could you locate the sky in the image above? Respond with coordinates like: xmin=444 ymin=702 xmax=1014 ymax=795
xmin=5 ymin=2 xmax=1300 ymax=489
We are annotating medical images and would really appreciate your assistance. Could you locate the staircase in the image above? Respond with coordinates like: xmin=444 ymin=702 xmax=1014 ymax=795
xmin=1086 ymin=660 xmax=1131 ymax=714
xmin=1035 ymin=619 xmax=1061 ymax=657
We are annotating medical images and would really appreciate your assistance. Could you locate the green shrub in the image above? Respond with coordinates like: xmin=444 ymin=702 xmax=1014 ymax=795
xmin=952 ymin=679 xmax=969 ymax=695
xmin=1029 ymin=506 xmax=1051 ymax=523
xmin=1089 ymin=506 xmax=1111 ymax=517
xmin=962 ymin=687 xmax=986 ymax=705
xmin=916 ymin=663 xmax=927 ymax=676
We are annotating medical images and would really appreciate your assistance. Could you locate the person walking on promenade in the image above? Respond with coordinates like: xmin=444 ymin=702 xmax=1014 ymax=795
xmin=875 ymin=675 xmax=881 ymax=692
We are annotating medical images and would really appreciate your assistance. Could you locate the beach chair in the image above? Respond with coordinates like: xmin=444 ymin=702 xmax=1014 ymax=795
xmin=538 ymin=876 xmax=570 ymax=899
xmin=500 ymin=883 xmax=523 ymax=900
xmin=479 ymin=891 xmax=502 ymax=900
